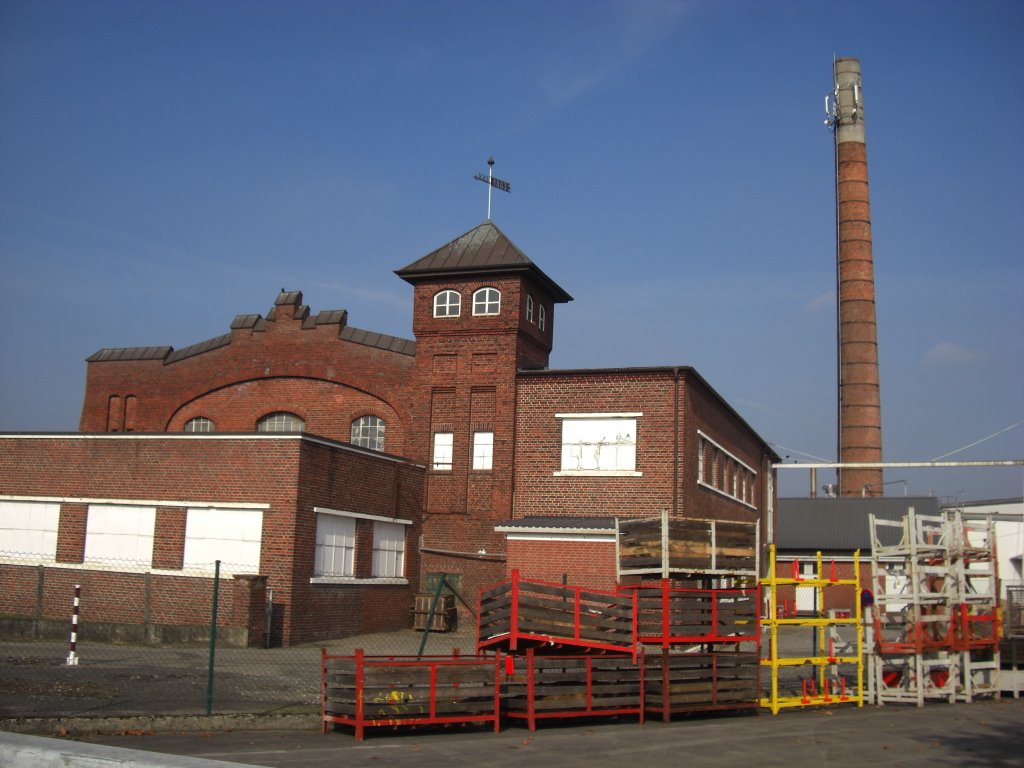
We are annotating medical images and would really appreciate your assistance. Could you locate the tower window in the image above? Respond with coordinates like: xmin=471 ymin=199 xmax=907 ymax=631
xmin=538 ymin=304 xmax=546 ymax=331
xmin=433 ymin=290 xmax=461 ymax=318
xmin=526 ymin=294 xmax=535 ymax=323
xmin=472 ymin=287 xmax=500 ymax=316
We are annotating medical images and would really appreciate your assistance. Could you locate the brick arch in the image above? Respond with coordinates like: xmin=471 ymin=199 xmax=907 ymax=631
xmin=166 ymin=376 xmax=410 ymax=454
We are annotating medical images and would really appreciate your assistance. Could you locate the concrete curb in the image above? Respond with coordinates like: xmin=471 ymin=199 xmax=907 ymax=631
xmin=0 ymin=731 xmax=260 ymax=768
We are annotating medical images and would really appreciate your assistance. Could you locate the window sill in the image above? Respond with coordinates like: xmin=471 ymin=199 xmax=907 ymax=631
xmin=310 ymin=577 xmax=409 ymax=586
xmin=553 ymin=470 xmax=643 ymax=477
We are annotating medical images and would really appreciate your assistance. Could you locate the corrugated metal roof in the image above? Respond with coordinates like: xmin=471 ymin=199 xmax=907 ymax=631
xmin=776 ymin=496 xmax=940 ymax=551
xmin=85 ymin=346 xmax=171 ymax=363
xmin=165 ymin=333 xmax=231 ymax=364
xmin=339 ymin=325 xmax=416 ymax=356
xmin=395 ymin=220 xmax=573 ymax=303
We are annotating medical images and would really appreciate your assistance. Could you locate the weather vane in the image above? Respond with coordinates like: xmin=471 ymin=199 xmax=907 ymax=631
xmin=473 ymin=157 xmax=510 ymax=220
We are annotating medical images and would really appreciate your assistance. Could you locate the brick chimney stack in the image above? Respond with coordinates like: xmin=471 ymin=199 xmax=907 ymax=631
xmin=832 ymin=57 xmax=883 ymax=496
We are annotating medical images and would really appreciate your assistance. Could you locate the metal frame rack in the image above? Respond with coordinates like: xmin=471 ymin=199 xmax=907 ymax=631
xmin=868 ymin=508 xmax=1000 ymax=706
xmin=759 ymin=544 xmax=864 ymax=715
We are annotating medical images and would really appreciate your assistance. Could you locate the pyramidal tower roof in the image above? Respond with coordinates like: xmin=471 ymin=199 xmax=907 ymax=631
xmin=395 ymin=220 xmax=572 ymax=303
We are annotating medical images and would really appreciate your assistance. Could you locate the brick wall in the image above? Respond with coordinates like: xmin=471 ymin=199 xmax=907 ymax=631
xmin=506 ymin=539 xmax=618 ymax=591
xmin=0 ymin=434 xmax=424 ymax=646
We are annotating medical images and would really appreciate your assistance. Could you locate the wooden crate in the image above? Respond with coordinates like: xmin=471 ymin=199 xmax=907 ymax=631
xmin=643 ymin=648 xmax=760 ymax=720
xmin=322 ymin=648 xmax=501 ymax=740
xmin=412 ymin=593 xmax=457 ymax=632
xmin=624 ymin=581 xmax=760 ymax=647
xmin=617 ymin=513 xmax=758 ymax=579
xmin=478 ymin=569 xmax=636 ymax=657
xmin=503 ymin=648 xmax=643 ymax=730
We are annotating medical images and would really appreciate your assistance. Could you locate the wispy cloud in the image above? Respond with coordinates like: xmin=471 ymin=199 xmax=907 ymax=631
xmin=536 ymin=0 xmax=696 ymax=107
xmin=804 ymin=290 xmax=834 ymax=313
xmin=924 ymin=341 xmax=983 ymax=366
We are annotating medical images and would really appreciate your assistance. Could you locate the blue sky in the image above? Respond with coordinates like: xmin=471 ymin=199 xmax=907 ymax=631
xmin=1 ymin=0 xmax=1021 ymax=502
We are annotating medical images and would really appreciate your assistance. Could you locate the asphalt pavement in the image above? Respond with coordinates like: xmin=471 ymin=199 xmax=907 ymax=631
xmin=69 ymin=697 xmax=1024 ymax=768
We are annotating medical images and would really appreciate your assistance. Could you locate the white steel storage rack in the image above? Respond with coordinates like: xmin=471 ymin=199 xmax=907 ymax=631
xmin=868 ymin=508 xmax=1000 ymax=706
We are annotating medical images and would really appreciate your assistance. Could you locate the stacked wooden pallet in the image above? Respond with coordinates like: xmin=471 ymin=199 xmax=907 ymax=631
xmin=643 ymin=649 xmax=761 ymax=720
xmin=503 ymin=648 xmax=644 ymax=731
xmin=321 ymin=649 xmax=501 ymax=740
xmin=477 ymin=570 xmax=636 ymax=657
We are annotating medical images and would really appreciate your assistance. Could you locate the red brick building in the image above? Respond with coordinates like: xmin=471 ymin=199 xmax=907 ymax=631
xmin=0 ymin=220 xmax=778 ymax=644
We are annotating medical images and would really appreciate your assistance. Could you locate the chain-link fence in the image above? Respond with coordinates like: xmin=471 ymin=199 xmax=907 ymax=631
xmin=0 ymin=552 xmax=476 ymax=719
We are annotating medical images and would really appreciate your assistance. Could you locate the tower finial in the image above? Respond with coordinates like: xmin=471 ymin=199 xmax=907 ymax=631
xmin=473 ymin=157 xmax=511 ymax=219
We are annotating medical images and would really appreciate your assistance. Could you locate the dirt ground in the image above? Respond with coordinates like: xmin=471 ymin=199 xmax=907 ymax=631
xmin=0 ymin=624 xmax=479 ymax=720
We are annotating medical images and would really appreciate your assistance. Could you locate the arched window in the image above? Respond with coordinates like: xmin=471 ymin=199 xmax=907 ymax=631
xmin=526 ymin=294 xmax=535 ymax=323
xmin=472 ymin=287 xmax=500 ymax=316
xmin=433 ymin=290 xmax=461 ymax=318
xmin=184 ymin=417 xmax=215 ymax=433
xmin=351 ymin=415 xmax=386 ymax=451
xmin=538 ymin=304 xmax=547 ymax=331
xmin=257 ymin=412 xmax=305 ymax=433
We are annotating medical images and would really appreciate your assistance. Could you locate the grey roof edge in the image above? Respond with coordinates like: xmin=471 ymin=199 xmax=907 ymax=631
xmin=165 ymin=333 xmax=232 ymax=364
xmin=495 ymin=516 xmax=617 ymax=532
xmin=85 ymin=346 xmax=172 ymax=363
xmin=339 ymin=325 xmax=416 ymax=356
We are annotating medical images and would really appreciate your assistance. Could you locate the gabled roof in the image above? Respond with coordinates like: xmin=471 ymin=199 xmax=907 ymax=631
xmin=395 ymin=220 xmax=572 ymax=303
xmin=776 ymin=496 xmax=941 ymax=552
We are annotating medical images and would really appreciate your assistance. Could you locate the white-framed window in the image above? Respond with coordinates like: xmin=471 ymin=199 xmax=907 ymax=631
xmin=0 ymin=500 xmax=60 ymax=558
xmin=351 ymin=415 xmax=385 ymax=451
xmin=183 ymin=507 xmax=263 ymax=573
xmin=472 ymin=287 xmax=500 ymax=316
xmin=697 ymin=431 xmax=757 ymax=509
xmin=432 ymin=432 xmax=453 ymax=471
xmin=526 ymin=294 xmax=535 ymax=323
xmin=556 ymin=414 xmax=639 ymax=475
xmin=372 ymin=521 xmax=405 ymax=578
xmin=433 ymin=289 xmax=461 ymax=318
xmin=84 ymin=504 xmax=156 ymax=565
xmin=184 ymin=417 xmax=215 ymax=433
xmin=538 ymin=304 xmax=546 ymax=331
xmin=314 ymin=513 xmax=355 ymax=577
xmin=473 ymin=431 xmax=494 ymax=470
xmin=257 ymin=411 xmax=304 ymax=432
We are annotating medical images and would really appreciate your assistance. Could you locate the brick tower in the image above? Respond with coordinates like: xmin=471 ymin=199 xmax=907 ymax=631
xmin=831 ymin=58 xmax=883 ymax=496
xmin=395 ymin=220 xmax=572 ymax=606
